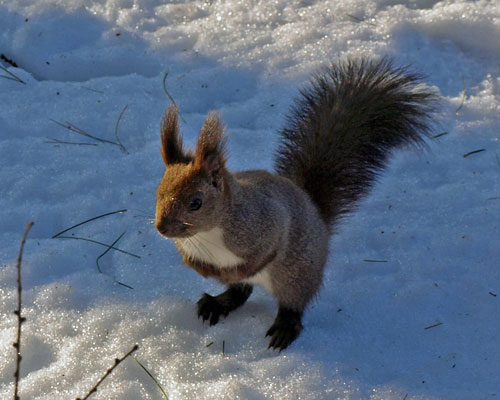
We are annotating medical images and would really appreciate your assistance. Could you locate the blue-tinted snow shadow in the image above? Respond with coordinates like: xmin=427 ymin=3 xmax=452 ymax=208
xmin=0 ymin=6 xmax=148 ymax=80
xmin=390 ymin=23 xmax=500 ymax=97
xmin=0 ymin=5 xmax=208 ymax=82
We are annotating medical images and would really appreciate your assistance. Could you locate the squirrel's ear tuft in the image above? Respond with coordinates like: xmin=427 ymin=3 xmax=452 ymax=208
xmin=160 ymin=104 xmax=190 ymax=165
xmin=194 ymin=111 xmax=228 ymax=174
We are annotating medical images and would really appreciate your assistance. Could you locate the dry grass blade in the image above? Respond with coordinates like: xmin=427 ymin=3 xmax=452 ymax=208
xmin=81 ymin=86 xmax=105 ymax=94
xmin=133 ymin=358 xmax=169 ymax=399
xmin=463 ymin=149 xmax=486 ymax=158
xmin=116 ymin=281 xmax=134 ymax=289
xmin=455 ymin=76 xmax=466 ymax=114
xmin=50 ymin=118 xmax=125 ymax=149
xmin=56 ymin=235 xmax=140 ymax=258
xmin=432 ymin=132 xmax=449 ymax=139
xmin=52 ymin=209 xmax=127 ymax=238
xmin=13 ymin=221 xmax=34 ymax=400
xmin=96 ymin=231 xmax=126 ymax=273
xmin=50 ymin=119 xmax=116 ymax=145
xmin=162 ymin=71 xmax=186 ymax=123
xmin=44 ymin=138 xmax=97 ymax=146
xmin=1 ymin=54 xmax=18 ymax=67
xmin=53 ymin=210 xmax=137 ymax=288
xmin=114 ymin=105 xmax=129 ymax=153
xmin=95 ymin=232 xmax=134 ymax=289
xmin=0 ymin=65 xmax=26 ymax=84
xmin=76 ymin=345 xmax=139 ymax=400
xmin=346 ymin=13 xmax=376 ymax=26
xmin=424 ymin=322 xmax=443 ymax=330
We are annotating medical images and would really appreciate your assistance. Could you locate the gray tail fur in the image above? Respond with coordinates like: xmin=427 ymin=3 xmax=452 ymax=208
xmin=274 ymin=57 xmax=438 ymax=229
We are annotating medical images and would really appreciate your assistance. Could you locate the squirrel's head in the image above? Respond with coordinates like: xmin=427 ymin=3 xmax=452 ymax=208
xmin=155 ymin=105 xmax=229 ymax=238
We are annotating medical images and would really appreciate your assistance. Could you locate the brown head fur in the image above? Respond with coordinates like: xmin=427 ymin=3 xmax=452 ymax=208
xmin=156 ymin=105 xmax=230 ymax=238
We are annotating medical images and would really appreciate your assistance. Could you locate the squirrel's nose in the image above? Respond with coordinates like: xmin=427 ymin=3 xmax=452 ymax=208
xmin=156 ymin=218 xmax=185 ymax=237
xmin=156 ymin=220 xmax=170 ymax=235
xmin=156 ymin=222 xmax=168 ymax=235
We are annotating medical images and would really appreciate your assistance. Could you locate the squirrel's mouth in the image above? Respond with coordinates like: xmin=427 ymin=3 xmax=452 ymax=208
xmin=156 ymin=220 xmax=194 ymax=239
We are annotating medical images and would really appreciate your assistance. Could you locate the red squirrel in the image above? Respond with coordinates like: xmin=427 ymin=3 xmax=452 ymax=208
xmin=155 ymin=58 xmax=436 ymax=351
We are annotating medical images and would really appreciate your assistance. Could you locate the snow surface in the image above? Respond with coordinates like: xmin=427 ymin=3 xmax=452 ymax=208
xmin=1 ymin=0 xmax=500 ymax=399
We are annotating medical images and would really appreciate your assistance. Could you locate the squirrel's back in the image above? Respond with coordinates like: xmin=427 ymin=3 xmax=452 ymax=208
xmin=274 ymin=58 xmax=437 ymax=229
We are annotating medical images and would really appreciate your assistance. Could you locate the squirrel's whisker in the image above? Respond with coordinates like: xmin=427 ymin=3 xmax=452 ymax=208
xmin=185 ymin=237 xmax=212 ymax=264
xmin=195 ymin=235 xmax=228 ymax=253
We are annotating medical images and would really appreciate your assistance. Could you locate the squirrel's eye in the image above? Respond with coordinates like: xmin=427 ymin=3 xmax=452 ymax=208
xmin=189 ymin=197 xmax=202 ymax=211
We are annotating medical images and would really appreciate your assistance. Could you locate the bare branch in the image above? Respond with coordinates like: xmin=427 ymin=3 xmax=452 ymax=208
xmin=13 ymin=221 xmax=34 ymax=400
xmin=76 ymin=345 xmax=139 ymax=400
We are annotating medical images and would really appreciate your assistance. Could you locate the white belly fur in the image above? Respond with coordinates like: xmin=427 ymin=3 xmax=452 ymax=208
xmin=176 ymin=227 xmax=244 ymax=268
xmin=243 ymin=268 xmax=273 ymax=293
xmin=176 ymin=227 xmax=274 ymax=293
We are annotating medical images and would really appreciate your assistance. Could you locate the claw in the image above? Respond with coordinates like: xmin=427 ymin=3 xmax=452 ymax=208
xmin=196 ymin=285 xmax=253 ymax=328
xmin=197 ymin=293 xmax=223 ymax=325
xmin=266 ymin=306 xmax=303 ymax=351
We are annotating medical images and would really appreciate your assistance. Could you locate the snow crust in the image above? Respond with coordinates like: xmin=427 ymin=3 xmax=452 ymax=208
xmin=1 ymin=0 xmax=500 ymax=399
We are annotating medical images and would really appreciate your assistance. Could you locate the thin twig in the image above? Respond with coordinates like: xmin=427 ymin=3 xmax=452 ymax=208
xmin=455 ymin=76 xmax=466 ymax=114
xmin=0 ymin=65 xmax=26 ymax=84
xmin=52 ymin=209 xmax=127 ymax=238
xmin=363 ymin=259 xmax=388 ymax=263
xmin=222 ymin=340 xmax=225 ymax=357
xmin=463 ymin=149 xmax=486 ymax=158
xmin=13 ymin=221 xmax=34 ymax=400
xmin=76 ymin=344 xmax=139 ymax=400
xmin=162 ymin=71 xmax=186 ymax=123
xmin=133 ymin=358 xmax=169 ymax=399
xmin=114 ymin=105 xmax=129 ymax=154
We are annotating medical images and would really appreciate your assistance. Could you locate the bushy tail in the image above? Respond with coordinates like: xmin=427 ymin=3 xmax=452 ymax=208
xmin=274 ymin=58 xmax=437 ymax=229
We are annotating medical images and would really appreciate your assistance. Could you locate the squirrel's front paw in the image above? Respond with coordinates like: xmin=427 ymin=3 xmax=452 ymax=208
xmin=196 ymin=293 xmax=228 ymax=325
xmin=266 ymin=307 xmax=303 ymax=351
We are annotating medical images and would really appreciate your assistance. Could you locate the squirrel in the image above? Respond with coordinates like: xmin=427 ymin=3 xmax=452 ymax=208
xmin=155 ymin=58 xmax=436 ymax=351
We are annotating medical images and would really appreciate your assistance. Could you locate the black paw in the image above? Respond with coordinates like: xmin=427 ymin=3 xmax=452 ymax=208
xmin=266 ymin=307 xmax=303 ymax=352
xmin=196 ymin=284 xmax=253 ymax=327
xmin=197 ymin=293 xmax=228 ymax=326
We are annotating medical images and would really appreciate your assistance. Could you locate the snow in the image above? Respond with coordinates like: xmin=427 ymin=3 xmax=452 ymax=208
xmin=1 ymin=0 xmax=499 ymax=399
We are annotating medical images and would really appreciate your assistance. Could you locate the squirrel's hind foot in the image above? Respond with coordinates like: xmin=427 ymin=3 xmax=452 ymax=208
xmin=197 ymin=283 xmax=253 ymax=326
xmin=266 ymin=306 xmax=303 ymax=351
